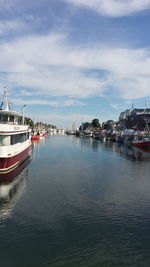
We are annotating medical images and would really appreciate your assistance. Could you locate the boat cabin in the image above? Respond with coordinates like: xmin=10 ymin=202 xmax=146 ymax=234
xmin=0 ymin=111 xmax=23 ymax=125
xmin=0 ymin=91 xmax=30 ymax=147
xmin=0 ymin=132 xmax=29 ymax=147
xmin=0 ymin=111 xmax=29 ymax=146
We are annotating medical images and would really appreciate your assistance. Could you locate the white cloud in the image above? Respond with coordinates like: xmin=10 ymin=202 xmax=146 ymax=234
xmin=11 ymin=97 xmax=84 ymax=107
xmin=0 ymin=18 xmax=27 ymax=35
xmin=2 ymin=0 xmax=150 ymax=17
xmin=110 ymin=74 xmax=150 ymax=99
xmin=110 ymin=103 xmax=131 ymax=110
xmin=110 ymin=104 xmax=121 ymax=109
xmin=0 ymin=32 xmax=150 ymax=101
xmin=0 ymin=33 xmax=107 ymax=98
xmin=65 ymin=0 xmax=150 ymax=17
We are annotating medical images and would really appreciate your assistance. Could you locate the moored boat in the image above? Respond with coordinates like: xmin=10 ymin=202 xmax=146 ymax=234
xmin=83 ymin=130 xmax=93 ymax=137
xmin=31 ymin=133 xmax=40 ymax=140
xmin=93 ymin=129 xmax=101 ymax=140
xmin=116 ymin=129 xmax=134 ymax=145
xmin=0 ymin=91 xmax=31 ymax=173
xmin=132 ymin=136 xmax=150 ymax=148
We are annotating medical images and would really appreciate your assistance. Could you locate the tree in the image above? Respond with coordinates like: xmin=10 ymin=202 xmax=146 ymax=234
xmin=24 ymin=117 xmax=34 ymax=127
xmin=91 ymin=118 xmax=100 ymax=128
xmin=102 ymin=120 xmax=116 ymax=130
xmin=34 ymin=121 xmax=57 ymax=130
xmin=79 ymin=122 xmax=91 ymax=131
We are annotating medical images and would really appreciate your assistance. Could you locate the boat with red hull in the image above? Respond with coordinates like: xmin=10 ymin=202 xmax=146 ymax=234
xmin=132 ymin=138 xmax=150 ymax=148
xmin=0 ymin=91 xmax=31 ymax=173
xmin=31 ymin=134 xmax=40 ymax=140
xmin=0 ymin=156 xmax=30 ymax=183
xmin=132 ymin=132 xmax=150 ymax=148
xmin=0 ymin=146 xmax=31 ymax=171
xmin=31 ymin=129 xmax=46 ymax=140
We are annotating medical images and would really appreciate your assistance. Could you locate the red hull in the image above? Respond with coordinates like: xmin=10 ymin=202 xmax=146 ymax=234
xmin=31 ymin=135 xmax=40 ymax=140
xmin=0 ymin=157 xmax=30 ymax=182
xmin=132 ymin=140 xmax=150 ymax=148
xmin=0 ymin=146 xmax=31 ymax=172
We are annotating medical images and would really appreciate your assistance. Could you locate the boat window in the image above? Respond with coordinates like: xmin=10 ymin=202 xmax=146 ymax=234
xmin=0 ymin=115 xmax=8 ymax=123
xmin=11 ymin=132 xmax=29 ymax=145
xmin=18 ymin=116 xmax=23 ymax=125
xmin=9 ymin=115 xmax=14 ymax=122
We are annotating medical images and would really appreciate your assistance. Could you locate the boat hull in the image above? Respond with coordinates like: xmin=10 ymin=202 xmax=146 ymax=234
xmin=0 ymin=157 xmax=30 ymax=182
xmin=132 ymin=140 xmax=150 ymax=148
xmin=0 ymin=145 xmax=31 ymax=173
xmin=31 ymin=135 xmax=40 ymax=140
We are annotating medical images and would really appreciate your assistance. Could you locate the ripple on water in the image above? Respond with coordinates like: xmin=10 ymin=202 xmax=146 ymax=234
xmin=1 ymin=137 xmax=150 ymax=266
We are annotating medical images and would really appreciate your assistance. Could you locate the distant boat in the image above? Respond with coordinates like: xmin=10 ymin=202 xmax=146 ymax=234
xmin=0 ymin=91 xmax=31 ymax=173
xmin=83 ymin=130 xmax=93 ymax=137
xmin=40 ymin=129 xmax=46 ymax=137
xmin=31 ymin=132 xmax=40 ymax=140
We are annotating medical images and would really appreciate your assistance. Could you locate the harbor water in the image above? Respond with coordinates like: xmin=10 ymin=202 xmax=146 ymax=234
xmin=0 ymin=135 xmax=150 ymax=267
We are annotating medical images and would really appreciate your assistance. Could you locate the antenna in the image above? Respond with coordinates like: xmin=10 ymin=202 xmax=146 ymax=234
xmin=22 ymin=105 xmax=26 ymax=125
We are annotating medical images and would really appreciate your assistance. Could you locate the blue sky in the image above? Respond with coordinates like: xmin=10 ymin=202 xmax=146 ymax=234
xmin=0 ymin=0 xmax=150 ymax=128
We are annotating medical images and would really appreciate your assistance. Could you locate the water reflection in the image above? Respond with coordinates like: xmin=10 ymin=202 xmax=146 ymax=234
xmin=114 ymin=144 xmax=150 ymax=161
xmin=1 ymin=135 xmax=150 ymax=266
xmin=103 ymin=141 xmax=150 ymax=161
xmin=0 ymin=158 xmax=29 ymax=220
xmin=31 ymin=139 xmax=40 ymax=146
xmin=31 ymin=136 xmax=46 ymax=147
xmin=92 ymin=140 xmax=100 ymax=152
xmin=76 ymin=136 xmax=150 ymax=162
xmin=80 ymin=137 xmax=100 ymax=152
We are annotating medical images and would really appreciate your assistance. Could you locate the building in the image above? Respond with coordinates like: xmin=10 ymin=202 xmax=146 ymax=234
xmin=119 ymin=108 xmax=150 ymax=130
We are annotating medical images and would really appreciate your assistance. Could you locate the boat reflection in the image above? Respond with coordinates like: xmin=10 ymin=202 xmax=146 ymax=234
xmin=31 ymin=138 xmax=42 ymax=159
xmin=115 ymin=144 xmax=150 ymax=161
xmin=80 ymin=137 xmax=100 ymax=152
xmin=31 ymin=139 xmax=40 ymax=146
xmin=77 ymin=135 xmax=150 ymax=161
xmin=0 ymin=158 xmax=30 ymax=220
xmin=31 ymin=136 xmax=45 ymax=147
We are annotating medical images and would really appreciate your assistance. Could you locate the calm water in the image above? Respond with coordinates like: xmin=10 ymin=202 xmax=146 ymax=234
xmin=0 ymin=135 xmax=150 ymax=267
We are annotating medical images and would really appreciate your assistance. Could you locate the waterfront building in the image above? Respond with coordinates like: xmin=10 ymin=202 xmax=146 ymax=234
xmin=119 ymin=108 xmax=150 ymax=130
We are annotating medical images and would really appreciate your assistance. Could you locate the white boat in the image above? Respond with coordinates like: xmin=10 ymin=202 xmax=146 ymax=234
xmin=0 ymin=91 xmax=31 ymax=173
xmin=83 ymin=130 xmax=93 ymax=137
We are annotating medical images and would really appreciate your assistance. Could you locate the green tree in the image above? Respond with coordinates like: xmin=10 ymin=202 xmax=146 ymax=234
xmin=91 ymin=118 xmax=100 ymax=128
xmin=79 ymin=122 xmax=91 ymax=131
xmin=25 ymin=117 xmax=34 ymax=127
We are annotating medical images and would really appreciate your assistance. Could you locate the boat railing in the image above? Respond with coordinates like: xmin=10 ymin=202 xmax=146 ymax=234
xmin=0 ymin=121 xmax=27 ymax=125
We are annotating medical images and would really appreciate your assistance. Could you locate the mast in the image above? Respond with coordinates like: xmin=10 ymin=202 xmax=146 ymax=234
xmin=1 ymin=89 xmax=10 ymax=111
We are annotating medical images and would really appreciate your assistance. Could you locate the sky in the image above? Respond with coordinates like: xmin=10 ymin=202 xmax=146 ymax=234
xmin=0 ymin=0 xmax=150 ymax=128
